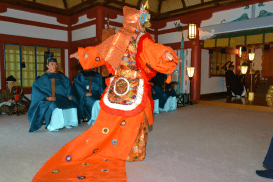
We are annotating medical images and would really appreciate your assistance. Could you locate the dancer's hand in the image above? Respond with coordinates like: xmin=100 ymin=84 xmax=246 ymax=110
xmin=85 ymin=93 xmax=92 ymax=97
xmin=165 ymin=52 xmax=173 ymax=62
xmin=68 ymin=96 xmax=73 ymax=100
xmin=46 ymin=97 xmax=56 ymax=101
xmin=8 ymin=99 xmax=15 ymax=103
xmin=70 ymin=52 xmax=79 ymax=60
xmin=165 ymin=51 xmax=181 ymax=62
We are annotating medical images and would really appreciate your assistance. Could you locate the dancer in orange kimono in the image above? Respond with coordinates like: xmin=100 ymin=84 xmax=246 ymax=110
xmin=32 ymin=3 xmax=178 ymax=182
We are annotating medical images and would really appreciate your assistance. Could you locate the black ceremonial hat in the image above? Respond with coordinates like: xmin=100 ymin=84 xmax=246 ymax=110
xmin=229 ymin=62 xmax=234 ymax=68
xmin=47 ymin=52 xmax=57 ymax=65
xmin=6 ymin=75 xmax=16 ymax=82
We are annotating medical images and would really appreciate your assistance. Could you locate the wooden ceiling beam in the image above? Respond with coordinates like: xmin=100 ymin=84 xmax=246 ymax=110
xmin=0 ymin=0 xmax=69 ymax=15
xmin=161 ymin=0 xmax=225 ymax=16
xmin=104 ymin=0 xmax=158 ymax=16
xmin=181 ymin=0 xmax=186 ymax=7
xmin=63 ymin=0 xmax=68 ymax=9
xmin=105 ymin=0 xmax=137 ymax=8
xmin=137 ymin=0 xmax=142 ymax=8
xmin=158 ymin=0 xmax=163 ymax=14
xmin=68 ymin=0 xmax=97 ymax=14
xmin=156 ymin=0 xmax=250 ymax=21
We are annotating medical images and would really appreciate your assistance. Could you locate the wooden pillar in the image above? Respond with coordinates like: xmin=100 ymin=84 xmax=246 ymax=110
xmin=96 ymin=7 xmax=105 ymax=43
xmin=0 ymin=42 xmax=5 ymax=90
xmin=62 ymin=48 xmax=66 ymax=76
xmin=235 ymin=54 xmax=240 ymax=75
xmin=68 ymin=21 xmax=74 ymax=81
xmin=191 ymin=24 xmax=201 ymax=101
xmin=154 ymin=23 xmax=158 ymax=43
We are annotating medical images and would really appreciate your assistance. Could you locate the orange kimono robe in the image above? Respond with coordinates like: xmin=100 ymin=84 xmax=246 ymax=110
xmin=32 ymin=33 xmax=178 ymax=182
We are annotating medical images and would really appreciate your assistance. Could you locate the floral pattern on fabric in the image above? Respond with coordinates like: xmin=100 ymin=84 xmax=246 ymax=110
xmin=126 ymin=115 xmax=148 ymax=162
xmin=118 ymin=34 xmax=139 ymax=71
xmin=107 ymin=76 xmax=139 ymax=105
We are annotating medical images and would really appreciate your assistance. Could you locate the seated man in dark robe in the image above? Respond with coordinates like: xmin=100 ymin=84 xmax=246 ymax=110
xmin=28 ymin=55 xmax=78 ymax=132
xmin=151 ymin=73 xmax=168 ymax=109
xmin=151 ymin=83 xmax=160 ymax=114
xmin=72 ymin=69 xmax=105 ymax=125
xmin=0 ymin=75 xmax=28 ymax=115
xmin=165 ymin=82 xmax=177 ymax=111
xmin=225 ymin=63 xmax=245 ymax=97
xmin=256 ymin=137 xmax=273 ymax=179
xmin=151 ymin=73 xmax=174 ymax=112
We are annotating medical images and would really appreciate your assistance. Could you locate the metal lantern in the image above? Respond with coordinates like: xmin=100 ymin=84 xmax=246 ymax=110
xmin=241 ymin=62 xmax=248 ymax=75
xmin=249 ymin=53 xmax=255 ymax=61
xmin=187 ymin=67 xmax=195 ymax=78
xmin=239 ymin=46 xmax=242 ymax=58
xmin=188 ymin=23 xmax=197 ymax=40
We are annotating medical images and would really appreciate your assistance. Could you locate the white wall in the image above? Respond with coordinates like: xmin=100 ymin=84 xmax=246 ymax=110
xmin=0 ymin=20 xmax=68 ymax=41
xmin=158 ymin=30 xmax=189 ymax=44
xmin=65 ymin=49 xmax=69 ymax=77
xmin=200 ymin=6 xmax=251 ymax=27
xmin=158 ymin=20 xmax=187 ymax=31
xmin=109 ymin=15 xmax=124 ymax=24
xmin=252 ymin=48 xmax=263 ymax=71
xmin=255 ymin=1 xmax=273 ymax=18
xmin=72 ymin=14 xmax=95 ymax=27
xmin=0 ymin=8 xmax=68 ymax=41
xmin=72 ymin=25 xmax=96 ymax=41
xmin=0 ymin=8 xmax=68 ymax=27
xmin=201 ymin=49 xmax=226 ymax=95
xmin=108 ymin=25 xmax=120 ymax=32
xmin=71 ymin=13 xmax=99 ymax=41
xmin=199 ymin=2 xmax=273 ymax=40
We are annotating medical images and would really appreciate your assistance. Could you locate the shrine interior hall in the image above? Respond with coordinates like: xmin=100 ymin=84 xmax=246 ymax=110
xmin=1 ymin=0 xmax=273 ymax=181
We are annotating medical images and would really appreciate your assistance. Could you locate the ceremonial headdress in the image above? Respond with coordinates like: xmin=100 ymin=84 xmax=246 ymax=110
xmin=140 ymin=1 xmax=151 ymax=28
xmin=97 ymin=1 xmax=151 ymax=69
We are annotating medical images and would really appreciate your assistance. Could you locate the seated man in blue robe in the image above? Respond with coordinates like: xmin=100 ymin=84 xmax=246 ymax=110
xmin=151 ymin=73 xmax=175 ymax=112
xmin=256 ymin=137 xmax=273 ymax=179
xmin=28 ymin=54 xmax=78 ymax=132
xmin=72 ymin=69 xmax=105 ymax=126
xmin=151 ymin=83 xmax=160 ymax=114
xmin=165 ymin=82 xmax=177 ymax=111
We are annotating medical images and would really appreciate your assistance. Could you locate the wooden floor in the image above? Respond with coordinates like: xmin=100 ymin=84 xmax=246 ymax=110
xmin=198 ymin=95 xmax=273 ymax=112
xmin=198 ymin=100 xmax=273 ymax=113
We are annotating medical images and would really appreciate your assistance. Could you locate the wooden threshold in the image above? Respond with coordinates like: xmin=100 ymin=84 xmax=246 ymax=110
xmin=198 ymin=100 xmax=273 ymax=113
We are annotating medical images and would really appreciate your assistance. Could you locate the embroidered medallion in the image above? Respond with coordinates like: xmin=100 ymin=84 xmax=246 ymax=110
xmin=65 ymin=155 xmax=72 ymax=162
xmin=104 ymin=159 xmax=109 ymax=161
xmin=77 ymin=176 xmax=86 ymax=179
xmin=102 ymin=128 xmax=109 ymax=134
xmin=84 ymin=53 xmax=89 ymax=59
xmin=102 ymin=169 xmax=109 ymax=172
xmin=82 ymin=163 xmax=89 ymax=166
xmin=52 ymin=170 xmax=59 ymax=173
xmin=120 ymin=120 xmax=126 ymax=126
xmin=114 ymin=78 xmax=129 ymax=96
xmin=104 ymin=77 xmax=144 ymax=109
xmin=93 ymin=149 xmax=99 ymax=153
xmin=112 ymin=139 xmax=117 ymax=146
